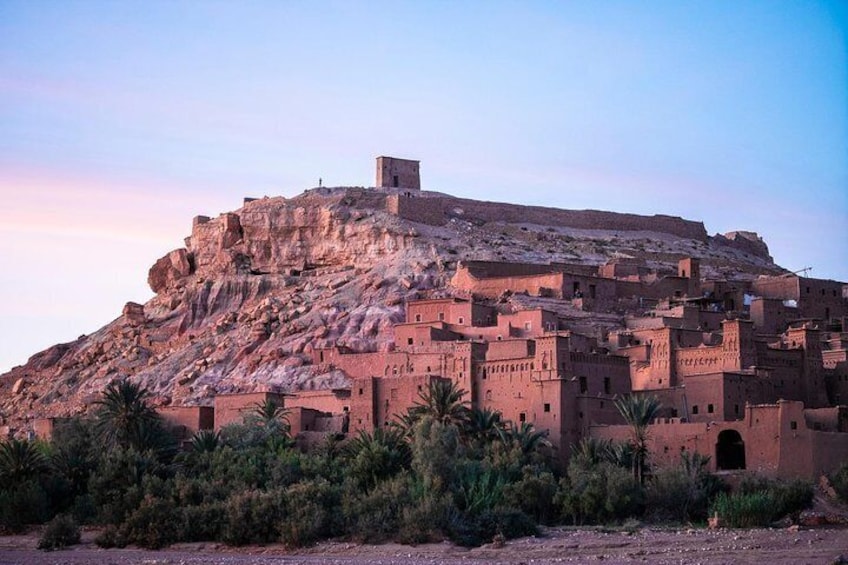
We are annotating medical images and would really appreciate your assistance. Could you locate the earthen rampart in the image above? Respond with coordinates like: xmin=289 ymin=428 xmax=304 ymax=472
xmin=387 ymin=194 xmax=709 ymax=240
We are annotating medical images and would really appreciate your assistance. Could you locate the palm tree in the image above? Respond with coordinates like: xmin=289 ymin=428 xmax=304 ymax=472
xmin=248 ymin=398 xmax=289 ymax=430
xmin=189 ymin=429 xmax=221 ymax=454
xmin=413 ymin=379 xmax=470 ymax=427
xmin=94 ymin=379 xmax=163 ymax=451
xmin=498 ymin=421 xmax=551 ymax=455
xmin=614 ymin=394 xmax=661 ymax=485
xmin=0 ymin=438 xmax=47 ymax=488
xmin=466 ymin=407 xmax=504 ymax=446
xmin=345 ymin=427 xmax=411 ymax=490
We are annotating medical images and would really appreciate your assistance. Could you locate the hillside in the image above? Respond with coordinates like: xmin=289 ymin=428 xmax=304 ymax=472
xmin=0 ymin=186 xmax=784 ymax=433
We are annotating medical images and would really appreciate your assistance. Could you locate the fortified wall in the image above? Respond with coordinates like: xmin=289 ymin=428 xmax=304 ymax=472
xmin=387 ymin=193 xmax=709 ymax=241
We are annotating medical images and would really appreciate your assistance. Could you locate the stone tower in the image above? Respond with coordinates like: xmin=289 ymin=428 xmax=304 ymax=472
xmin=376 ymin=156 xmax=420 ymax=190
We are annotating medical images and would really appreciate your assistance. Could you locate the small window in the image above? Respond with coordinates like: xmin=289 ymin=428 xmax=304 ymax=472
xmin=485 ymin=390 xmax=492 ymax=400
xmin=671 ymin=408 xmax=678 ymax=417
xmin=692 ymin=405 xmax=699 ymax=415
xmin=579 ymin=376 xmax=588 ymax=393
xmin=806 ymin=286 xmax=811 ymax=294
xmin=524 ymin=321 xmax=531 ymax=331
xmin=358 ymin=388 xmax=364 ymax=395
xmin=790 ymin=421 xmax=798 ymax=430
xmin=458 ymin=317 xmax=464 ymax=324
xmin=734 ymin=404 xmax=739 ymax=415
xmin=708 ymin=404 xmax=714 ymax=414
xmin=519 ymin=412 xmax=526 ymax=422
xmin=415 ymin=314 xmax=421 ymax=322
xmin=604 ymin=377 xmax=611 ymax=394
xmin=407 ymin=338 xmax=413 ymax=345
xmin=544 ymin=403 xmax=551 ymax=413
xmin=438 ymin=312 xmax=445 ymax=321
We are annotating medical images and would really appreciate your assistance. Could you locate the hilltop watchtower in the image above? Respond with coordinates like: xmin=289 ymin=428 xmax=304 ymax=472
xmin=376 ymin=156 xmax=420 ymax=190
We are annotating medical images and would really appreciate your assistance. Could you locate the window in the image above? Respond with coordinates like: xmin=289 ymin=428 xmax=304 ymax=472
xmin=415 ymin=314 xmax=421 ymax=322
xmin=519 ymin=412 xmax=526 ymax=422
xmin=544 ymin=403 xmax=551 ymax=413
xmin=486 ymin=390 xmax=492 ymax=400
xmin=604 ymin=377 xmax=611 ymax=394
xmin=589 ymin=284 xmax=596 ymax=299
xmin=358 ymin=388 xmax=364 ymax=395
xmin=671 ymin=408 xmax=678 ymax=417
xmin=524 ymin=321 xmax=531 ymax=331
xmin=319 ymin=351 xmax=324 ymax=363
xmin=692 ymin=405 xmax=699 ymax=415
xmin=708 ymin=404 xmax=714 ymax=414
xmin=734 ymin=404 xmax=739 ymax=415
xmin=579 ymin=376 xmax=588 ymax=393
xmin=458 ymin=317 xmax=464 ymax=324
xmin=438 ymin=312 xmax=445 ymax=321
xmin=407 ymin=338 xmax=413 ymax=345
xmin=790 ymin=421 xmax=798 ymax=430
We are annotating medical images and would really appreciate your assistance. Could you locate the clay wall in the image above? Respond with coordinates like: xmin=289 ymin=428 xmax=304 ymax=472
xmin=591 ymin=401 xmax=848 ymax=479
xmin=350 ymin=374 xmax=446 ymax=433
xmin=214 ymin=392 xmax=284 ymax=430
xmin=804 ymin=407 xmax=848 ymax=432
xmin=31 ymin=417 xmax=74 ymax=441
xmin=750 ymin=297 xmax=797 ymax=335
xmin=484 ymin=339 xmax=535 ymax=361
xmin=406 ymin=299 xmax=466 ymax=324
xmin=615 ymin=277 xmax=690 ymax=301
xmin=570 ymin=352 xmax=631 ymax=396
xmin=498 ymin=309 xmax=559 ymax=338
xmin=158 ymin=406 xmax=214 ymax=439
xmin=386 ymin=194 xmax=443 ymax=225
xmin=286 ymin=389 xmax=350 ymax=415
xmin=474 ymin=360 xmax=541 ymax=429
xmin=376 ymin=156 xmax=420 ymax=190
xmin=428 ymin=196 xmax=709 ymax=240
xmin=752 ymin=276 xmax=846 ymax=320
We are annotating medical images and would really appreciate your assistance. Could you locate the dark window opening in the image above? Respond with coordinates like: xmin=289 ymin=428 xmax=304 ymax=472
xmin=319 ymin=351 xmax=324 ymax=363
xmin=579 ymin=376 xmax=588 ymax=393
xmin=716 ymin=430 xmax=746 ymax=470
xmin=415 ymin=314 xmax=421 ymax=322
xmin=358 ymin=388 xmax=364 ymax=395
xmin=708 ymin=404 xmax=714 ymax=414
xmin=692 ymin=405 xmax=699 ymax=415
xmin=790 ymin=421 xmax=798 ymax=430
xmin=544 ymin=403 xmax=551 ymax=413
xmin=604 ymin=377 xmax=611 ymax=394
xmin=392 ymin=175 xmax=399 ymax=187
xmin=589 ymin=284 xmax=596 ymax=299
xmin=519 ymin=412 xmax=526 ymax=422
xmin=407 ymin=338 xmax=413 ymax=345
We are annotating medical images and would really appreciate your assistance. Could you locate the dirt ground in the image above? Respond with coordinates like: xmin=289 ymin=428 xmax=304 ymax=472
xmin=1 ymin=525 xmax=846 ymax=565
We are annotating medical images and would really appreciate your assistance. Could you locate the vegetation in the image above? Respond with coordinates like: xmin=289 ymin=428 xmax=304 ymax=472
xmin=0 ymin=378 xmax=821 ymax=546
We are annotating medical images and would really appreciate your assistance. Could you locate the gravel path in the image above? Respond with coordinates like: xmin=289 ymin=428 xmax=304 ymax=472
xmin=1 ymin=526 xmax=846 ymax=565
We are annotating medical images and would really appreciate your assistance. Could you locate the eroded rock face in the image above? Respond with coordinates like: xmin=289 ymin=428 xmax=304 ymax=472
xmin=0 ymin=186 xmax=787 ymax=433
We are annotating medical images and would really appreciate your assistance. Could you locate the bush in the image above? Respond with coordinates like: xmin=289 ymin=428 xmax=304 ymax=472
xmin=645 ymin=454 xmax=726 ymax=523
xmin=119 ymin=495 xmax=180 ymax=549
xmin=94 ymin=525 xmax=126 ymax=548
xmin=0 ymin=481 xmax=52 ymax=532
xmin=831 ymin=463 xmax=848 ymax=503
xmin=712 ymin=477 xmax=814 ymax=527
xmin=502 ymin=468 xmax=559 ymax=525
xmin=178 ymin=502 xmax=226 ymax=542
xmin=343 ymin=474 xmax=413 ymax=542
xmin=38 ymin=514 xmax=81 ymax=551
xmin=279 ymin=478 xmax=339 ymax=547
xmin=222 ymin=489 xmax=285 ymax=546
xmin=447 ymin=507 xmax=537 ymax=547
xmin=558 ymin=461 xmax=644 ymax=525
xmin=711 ymin=491 xmax=775 ymax=528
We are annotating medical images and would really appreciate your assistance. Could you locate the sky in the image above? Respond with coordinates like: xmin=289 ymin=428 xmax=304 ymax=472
xmin=0 ymin=1 xmax=846 ymax=374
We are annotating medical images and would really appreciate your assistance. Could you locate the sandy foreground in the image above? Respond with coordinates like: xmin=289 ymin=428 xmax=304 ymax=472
xmin=0 ymin=526 xmax=847 ymax=565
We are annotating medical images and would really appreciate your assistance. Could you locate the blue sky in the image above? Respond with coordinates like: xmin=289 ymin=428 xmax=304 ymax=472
xmin=1 ymin=1 xmax=846 ymax=373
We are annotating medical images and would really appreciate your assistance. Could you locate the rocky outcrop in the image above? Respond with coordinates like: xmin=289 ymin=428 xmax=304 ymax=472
xmin=714 ymin=231 xmax=773 ymax=262
xmin=0 ymin=186 xmax=787 ymax=434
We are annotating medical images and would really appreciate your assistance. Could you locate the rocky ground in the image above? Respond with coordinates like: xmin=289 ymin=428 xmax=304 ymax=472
xmin=1 ymin=525 xmax=847 ymax=565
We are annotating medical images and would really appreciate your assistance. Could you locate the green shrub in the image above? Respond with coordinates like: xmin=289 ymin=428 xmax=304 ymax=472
xmin=830 ymin=463 xmax=848 ymax=503
xmin=94 ymin=525 xmax=126 ymax=548
xmin=222 ymin=489 xmax=285 ymax=545
xmin=343 ymin=474 xmax=413 ymax=542
xmin=38 ymin=514 xmax=81 ymax=551
xmin=178 ymin=501 xmax=226 ymax=541
xmin=711 ymin=491 xmax=775 ymax=527
xmin=712 ymin=478 xmax=813 ymax=527
xmin=0 ymin=481 xmax=52 ymax=532
xmin=119 ymin=495 xmax=180 ymax=549
xmin=502 ymin=468 xmax=559 ymax=525
xmin=279 ymin=478 xmax=339 ymax=547
xmin=558 ymin=461 xmax=644 ymax=525
xmin=447 ymin=506 xmax=537 ymax=547
xmin=396 ymin=492 xmax=452 ymax=545
xmin=646 ymin=453 xmax=726 ymax=523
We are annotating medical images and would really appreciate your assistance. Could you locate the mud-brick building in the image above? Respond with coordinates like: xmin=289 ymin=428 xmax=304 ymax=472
xmin=591 ymin=401 xmax=848 ymax=479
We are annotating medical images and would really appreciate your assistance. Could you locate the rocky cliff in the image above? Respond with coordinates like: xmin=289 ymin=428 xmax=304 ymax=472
xmin=0 ymin=186 xmax=784 ymax=433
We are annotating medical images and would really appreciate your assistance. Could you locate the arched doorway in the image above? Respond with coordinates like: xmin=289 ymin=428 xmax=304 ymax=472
xmin=716 ymin=430 xmax=746 ymax=470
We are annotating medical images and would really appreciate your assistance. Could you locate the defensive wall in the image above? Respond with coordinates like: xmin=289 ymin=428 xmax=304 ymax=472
xmin=386 ymin=193 xmax=709 ymax=241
